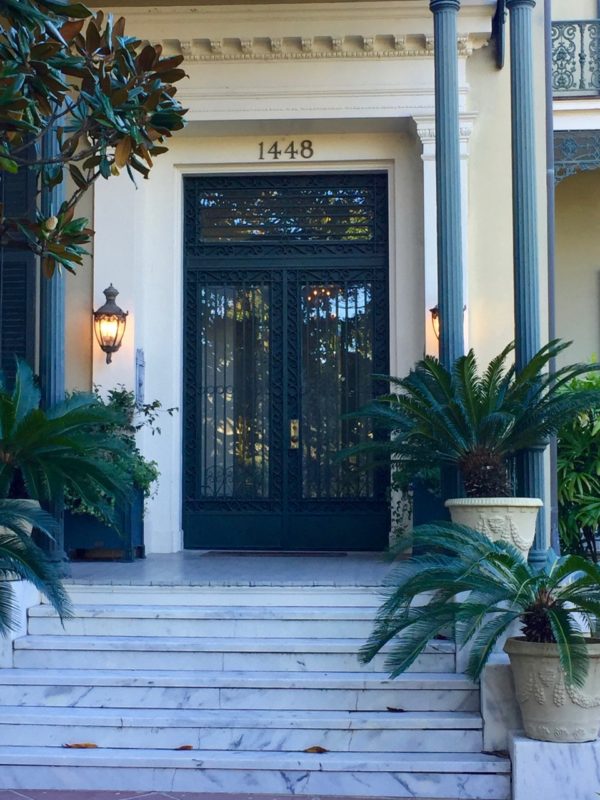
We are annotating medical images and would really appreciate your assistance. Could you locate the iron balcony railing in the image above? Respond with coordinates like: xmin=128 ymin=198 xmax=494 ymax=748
xmin=553 ymin=20 xmax=600 ymax=97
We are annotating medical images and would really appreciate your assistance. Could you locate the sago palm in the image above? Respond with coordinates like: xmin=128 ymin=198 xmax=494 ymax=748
xmin=0 ymin=360 xmax=136 ymax=523
xmin=351 ymin=339 xmax=600 ymax=496
xmin=0 ymin=499 xmax=71 ymax=634
xmin=360 ymin=523 xmax=600 ymax=687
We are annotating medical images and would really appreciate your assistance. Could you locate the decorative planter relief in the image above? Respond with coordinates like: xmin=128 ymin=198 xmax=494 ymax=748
xmin=445 ymin=497 xmax=543 ymax=557
xmin=505 ymin=637 xmax=600 ymax=743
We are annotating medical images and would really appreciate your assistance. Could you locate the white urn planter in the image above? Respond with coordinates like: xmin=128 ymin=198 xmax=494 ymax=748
xmin=444 ymin=497 xmax=543 ymax=558
xmin=504 ymin=637 xmax=600 ymax=742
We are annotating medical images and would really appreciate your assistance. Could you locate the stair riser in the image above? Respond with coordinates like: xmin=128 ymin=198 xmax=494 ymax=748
xmin=0 ymin=685 xmax=479 ymax=712
xmin=28 ymin=617 xmax=376 ymax=638
xmin=63 ymin=588 xmax=383 ymax=608
xmin=13 ymin=649 xmax=454 ymax=673
xmin=0 ymin=764 xmax=510 ymax=798
xmin=0 ymin=724 xmax=483 ymax=753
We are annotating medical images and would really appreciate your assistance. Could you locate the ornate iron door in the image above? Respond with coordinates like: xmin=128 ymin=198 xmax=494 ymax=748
xmin=183 ymin=173 xmax=389 ymax=550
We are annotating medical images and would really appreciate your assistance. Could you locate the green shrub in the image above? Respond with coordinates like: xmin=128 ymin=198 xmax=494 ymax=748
xmin=558 ymin=369 xmax=600 ymax=562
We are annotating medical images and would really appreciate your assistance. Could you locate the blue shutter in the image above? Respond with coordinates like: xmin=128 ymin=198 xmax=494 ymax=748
xmin=0 ymin=164 xmax=36 ymax=383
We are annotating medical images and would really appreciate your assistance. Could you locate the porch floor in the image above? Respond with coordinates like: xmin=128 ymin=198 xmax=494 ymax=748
xmin=0 ymin=793 xmax=403 ymax=800
xmin=65 ymin=551 xmax=392 ymax=587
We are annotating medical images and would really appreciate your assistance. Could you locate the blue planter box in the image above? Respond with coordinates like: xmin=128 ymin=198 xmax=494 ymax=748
xmin=65 ymin=489 xmax=145 ymax=561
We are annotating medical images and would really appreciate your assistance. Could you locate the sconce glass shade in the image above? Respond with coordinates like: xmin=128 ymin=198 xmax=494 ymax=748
xmin=429 ymin=304 xmax=440 ymax=340
xmin=93 ymin=284 xmax=128 ymax=364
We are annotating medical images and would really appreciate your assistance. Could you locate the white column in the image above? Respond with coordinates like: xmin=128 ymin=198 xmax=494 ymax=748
xmin=414 ymin=116 xmax=439 ymax=357
xmin=414 ymin=114 xmax=475 ymax=356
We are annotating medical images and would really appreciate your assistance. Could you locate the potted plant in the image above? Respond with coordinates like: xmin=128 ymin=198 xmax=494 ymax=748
xmin=0 ymin=359 xmax=138 ymax=528
xmin=360 ymin=522 xmax=600 ymax=743
xmin=0 ymin=498 xmax=72 ymax=633
xmin=351 ymin=340 xmax=600 ymax=555
xmin=64 ymin=386 xmax=174 ymax=561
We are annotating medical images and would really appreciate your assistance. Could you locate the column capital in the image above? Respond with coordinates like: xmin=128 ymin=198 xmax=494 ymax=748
xmin=430 ymin=0 xmax=461 ymax=12
xmin=506 ymin=0 xmax=536 ymax=8
xmin=414 ymin=113 xmax=477 ymax=158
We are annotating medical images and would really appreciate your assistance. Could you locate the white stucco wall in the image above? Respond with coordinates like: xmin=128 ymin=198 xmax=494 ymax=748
xmin=93 ymin=129 xmax=427 ymax=552
xmin=556 ymin=169 xmax=600 ymax=365
xmin=69 ymin=1 xmax=553 ymax=552
xmin=553 ymin=0 xmax=597 ymax=21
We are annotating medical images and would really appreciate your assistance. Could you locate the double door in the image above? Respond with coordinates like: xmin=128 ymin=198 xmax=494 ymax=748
xmin=183 ymin=173 xmax=389 ymax=550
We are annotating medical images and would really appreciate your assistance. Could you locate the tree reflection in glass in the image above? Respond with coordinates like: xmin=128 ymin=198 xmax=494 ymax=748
xmin=198 ymin=285 xmax=270 ymax=498
xmin=301 ymin=283 xmax=374 ymax=499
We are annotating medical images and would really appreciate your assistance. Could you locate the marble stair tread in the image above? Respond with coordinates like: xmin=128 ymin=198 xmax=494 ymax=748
xmin=0 ymin=668 xmax=475 ymax=689
xmin=0 ymin=746 xmax=511 ymax=773
xmin=62 ymin=586 xmax=384 ymax=606
xmin=30 ymin=604 xmax=382 ymax=620
xmin=13 ymin=635 xmax=454 ymax=654
xmin=0 ymin=706 xmax=483 ymax=729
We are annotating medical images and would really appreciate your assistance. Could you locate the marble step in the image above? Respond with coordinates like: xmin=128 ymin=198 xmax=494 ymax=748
xmin=63 ymin=584 xmax=383 ymax=608
xmin=28 ymin=604 xmax=380 ymax=638
xmin=0 ymin=706 xmax=484 ymax=753
xmin=13 ymin=635 xmax=455 ymax=673
xmin=0 ymin=746 xmax=511 ymax=798
xmin=0 ymin=668 xmax=479 ymax=712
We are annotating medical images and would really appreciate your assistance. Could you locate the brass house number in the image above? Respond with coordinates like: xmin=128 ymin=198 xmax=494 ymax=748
xmin=258 ymin=140 xmax=314 ymax=160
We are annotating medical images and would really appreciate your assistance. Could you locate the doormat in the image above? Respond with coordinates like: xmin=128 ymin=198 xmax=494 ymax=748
xmin=202 ymin=551 xmax=348 ymax=557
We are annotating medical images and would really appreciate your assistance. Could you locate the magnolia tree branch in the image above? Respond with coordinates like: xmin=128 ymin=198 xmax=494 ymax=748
xmin=0 ymin=0 xmax=187 ymax=276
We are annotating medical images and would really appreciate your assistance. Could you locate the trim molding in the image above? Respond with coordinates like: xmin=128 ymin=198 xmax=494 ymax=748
xmin=168 ymin=33 xmax=486 ymax=61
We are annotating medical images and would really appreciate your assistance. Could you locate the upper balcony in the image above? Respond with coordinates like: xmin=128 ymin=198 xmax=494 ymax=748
xmin=553 ymin=20 xmax=600 ymax=98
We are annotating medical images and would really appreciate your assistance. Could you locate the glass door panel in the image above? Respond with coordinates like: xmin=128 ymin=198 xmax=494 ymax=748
xmin=301 ymin=282 xmax=375 ymax=500
xmin=198 ymin=284 xmax=270 ymax=500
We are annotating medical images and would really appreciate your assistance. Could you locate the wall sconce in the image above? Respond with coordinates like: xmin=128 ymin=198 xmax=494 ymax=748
xmin=429 ymin=304 xmax=440 ymax=340
xmin=93 ymin=284 xmax=128 ymax=364
xmin=429 ymin=303 xmax=467 ymax=342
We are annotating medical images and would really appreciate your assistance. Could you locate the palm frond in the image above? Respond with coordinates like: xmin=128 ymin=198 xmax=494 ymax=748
xmin=0 ymin=581 xmax=17 ymax=636
xmin=546 ymin=606 xmax=589 ymax=688
xmin=465 ymin=611 xmax=521 ymax=682
xmin=362 ymin=522 xmax=600 ymax=686
xmin=344 ymin=339 xmax=600 ymax=497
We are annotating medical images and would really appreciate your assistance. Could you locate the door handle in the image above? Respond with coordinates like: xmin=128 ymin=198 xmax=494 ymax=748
xmin=290 ymin=419 xmax=300 ymax=449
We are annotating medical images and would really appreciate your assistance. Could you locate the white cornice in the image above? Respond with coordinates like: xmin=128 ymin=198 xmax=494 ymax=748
xmin=100 ymin=2 xmax=497 ymax=23
xmin=166 ymin=32 xmax=487 ymax=61
xmin=553 ymin=98 xmax=600 ymax=132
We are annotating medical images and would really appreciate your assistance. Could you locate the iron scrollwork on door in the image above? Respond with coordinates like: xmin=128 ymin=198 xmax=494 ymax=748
xmin=183 ymin=172 xmax=390 ymax=550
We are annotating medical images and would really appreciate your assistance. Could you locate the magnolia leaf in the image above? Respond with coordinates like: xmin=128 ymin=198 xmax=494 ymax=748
xmin=114 ymin=137 xmax=132 ymax=168
xmin=59 ymin=19 xmax=85 ymax=41
xmin=0 ymin=157 xmax=18 ymax=174
xmin=113 ymin=16 xmax=126 ymax=38
xmin=303 ymin=746 xmax=328 ymax=753
xmin=63 ymin=743 xmax=98 ymax=748
xmin=68 ymin=164 xmax=87 ymax=190
xmin=175 ymin=745 xmax=194 ymax=750
xmin=137 ymin=44 xmax=158 ymax=71
xmin=41 ymin=256 xmax=56 ymax=279
xmin=85 ymin=18 xmax=100 ymax=52
xmin=154 ymin=55 xmax=185 ymax=72
xmin=151 ymin=69 xmax=187 ymax=84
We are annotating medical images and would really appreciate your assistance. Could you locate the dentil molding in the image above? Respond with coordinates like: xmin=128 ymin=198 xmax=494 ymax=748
xmin=166 ymin=33 xmax=486 ymax=62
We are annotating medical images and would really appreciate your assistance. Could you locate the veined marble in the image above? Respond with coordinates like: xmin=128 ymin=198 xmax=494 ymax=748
xmin=481 ymin=656 xmax=521 ymax=751
xmin=0 ymin=586 xmax=506 ymax=797
xmin=0 ymin=706 xmax=483 ymax=753
xmin=509 ymin=733 xmax=600 ymax=800
xmin=0 ymin=748 xmax=510 ymax=798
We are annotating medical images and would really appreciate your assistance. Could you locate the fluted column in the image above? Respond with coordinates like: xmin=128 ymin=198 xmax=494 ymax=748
xmin=429 ymin=0 xmax=464 ymax=368
xmin=39 ymin=130 xmax=68 ymax=570
xmin=507 ymin=0 xmax=547 ymax=567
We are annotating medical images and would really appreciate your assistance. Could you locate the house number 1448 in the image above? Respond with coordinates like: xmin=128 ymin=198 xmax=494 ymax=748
xmin=258 ymin=140 xmax=314 ymax=160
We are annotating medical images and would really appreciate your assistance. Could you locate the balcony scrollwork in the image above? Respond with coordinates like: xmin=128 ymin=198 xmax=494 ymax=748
xmin=553 ymin=20 xmax=600 ymax=97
